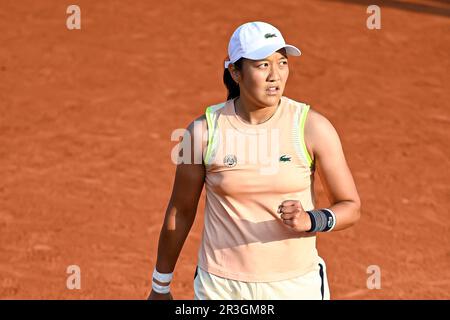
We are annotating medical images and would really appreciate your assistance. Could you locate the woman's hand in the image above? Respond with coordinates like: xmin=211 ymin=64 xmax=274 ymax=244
xmin=147 ymin=289 xmax=173 ymax=300
xmin=278 ymin=200 xmax=312 ymax=233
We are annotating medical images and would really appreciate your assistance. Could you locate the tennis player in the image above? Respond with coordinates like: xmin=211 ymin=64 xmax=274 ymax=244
xmin=148 ymin=21 xmax=361 ymax=300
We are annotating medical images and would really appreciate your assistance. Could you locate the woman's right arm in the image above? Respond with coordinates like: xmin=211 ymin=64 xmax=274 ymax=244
xmin=148 ymin=115 xmax=207 ymax=300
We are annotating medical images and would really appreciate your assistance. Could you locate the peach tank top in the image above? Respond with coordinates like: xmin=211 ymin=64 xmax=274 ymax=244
xmin=197 ymin=96 xmax=319 ymax=282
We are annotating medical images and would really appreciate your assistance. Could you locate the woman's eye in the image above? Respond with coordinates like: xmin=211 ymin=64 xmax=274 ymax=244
xmin=257 ymin=61 xmax=287 ymax=68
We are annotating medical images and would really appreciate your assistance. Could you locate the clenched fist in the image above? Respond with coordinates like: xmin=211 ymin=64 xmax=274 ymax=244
xmin=277 ymin=200 xmax=312 ymax=233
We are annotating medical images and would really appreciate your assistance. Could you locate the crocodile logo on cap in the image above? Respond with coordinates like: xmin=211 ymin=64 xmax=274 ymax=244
xmin=264 ymin=33 xmax=277 ymax=39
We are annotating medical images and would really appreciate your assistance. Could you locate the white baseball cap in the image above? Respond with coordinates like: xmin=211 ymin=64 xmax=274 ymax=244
xmin=224 ymin=21 xmax=301 ymax=69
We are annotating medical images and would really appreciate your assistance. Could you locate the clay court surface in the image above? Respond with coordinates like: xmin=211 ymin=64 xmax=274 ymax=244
xmin=0 ymin=0 xmax=449 ymax=299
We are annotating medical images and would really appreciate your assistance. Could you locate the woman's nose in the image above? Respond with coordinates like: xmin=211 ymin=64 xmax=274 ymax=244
xmin=267 ymin=67 xmax=281 ymax=82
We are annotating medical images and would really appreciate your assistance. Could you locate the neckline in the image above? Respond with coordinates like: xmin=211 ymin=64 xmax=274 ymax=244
xmin=229 ymin=96 xmax=285 ymax=131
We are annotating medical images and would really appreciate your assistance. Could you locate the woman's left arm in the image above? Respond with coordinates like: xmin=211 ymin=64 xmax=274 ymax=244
xmin=306 ymin=109 xmax=361 ymax=231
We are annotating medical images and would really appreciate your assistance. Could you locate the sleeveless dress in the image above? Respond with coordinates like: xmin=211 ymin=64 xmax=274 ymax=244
xmin=197 ymin=96 xmax=320 ymax=283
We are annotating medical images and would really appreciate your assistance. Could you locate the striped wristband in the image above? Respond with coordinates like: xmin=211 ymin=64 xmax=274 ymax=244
xmin=152 ymin=282 xmax=170 ymax=294
xmin=306 ymin=208 xmax=336 ymax=232
xmin=152 ymin=268 xmax=173 ymax=283
xmin=152 ymin=268 xmax=173 ymax=294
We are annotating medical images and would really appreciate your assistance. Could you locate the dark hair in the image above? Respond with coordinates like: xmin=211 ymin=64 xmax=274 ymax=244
xmin=223 ymin=58 xmax=244 ymax=100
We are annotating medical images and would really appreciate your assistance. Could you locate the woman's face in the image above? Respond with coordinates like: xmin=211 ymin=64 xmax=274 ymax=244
xmin=233 ymin=48 xmax=289 ymax=107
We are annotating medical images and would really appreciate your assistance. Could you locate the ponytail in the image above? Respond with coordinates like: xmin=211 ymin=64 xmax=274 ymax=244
xmin=223 ymin=58 xmax=243 ymax=100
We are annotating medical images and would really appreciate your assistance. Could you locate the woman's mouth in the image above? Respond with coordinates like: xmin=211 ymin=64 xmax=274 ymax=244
xmin=266 ymin=86 xmax=279 ymax=95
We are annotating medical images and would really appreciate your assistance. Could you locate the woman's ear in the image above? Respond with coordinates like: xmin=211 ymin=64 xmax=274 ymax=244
xmin=228 ymin=65 xmax=240 ymax=84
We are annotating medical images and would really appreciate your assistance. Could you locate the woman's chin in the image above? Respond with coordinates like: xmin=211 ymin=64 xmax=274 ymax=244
xmin=260 ymin=93 xmax=281 ymax=105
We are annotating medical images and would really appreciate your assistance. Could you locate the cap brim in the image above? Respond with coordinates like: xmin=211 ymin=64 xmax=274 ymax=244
xmin=243 ymin=43 xmax=301 ymax=61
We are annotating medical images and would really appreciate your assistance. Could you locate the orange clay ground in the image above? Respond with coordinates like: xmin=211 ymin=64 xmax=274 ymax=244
xmin=0 ymin=0 xmax=449 ymax=299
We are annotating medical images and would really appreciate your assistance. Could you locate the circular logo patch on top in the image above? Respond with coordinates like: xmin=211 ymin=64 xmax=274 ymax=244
xmin=223 ymin=154 xmax=237 ymax=167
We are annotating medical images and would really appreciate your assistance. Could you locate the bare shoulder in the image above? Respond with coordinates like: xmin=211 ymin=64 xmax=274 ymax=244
xmin=186 ymin=114 xmax=207 ymax=133
xmin=305 ymin=107 xmax=335 ymax=132
xmin=304 ymin=107 xmax=341 ymax=161
xmin=185 ymin=114 xmax=208 ymax=161
xmin=188 ymin=113 xmax=207 ymax=136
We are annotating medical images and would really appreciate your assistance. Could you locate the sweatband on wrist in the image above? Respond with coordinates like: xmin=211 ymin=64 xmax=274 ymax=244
xmin=306 ymin=208 xmax=336 ymax=232
xmin=152 ymin=282 xmax=170 ymax=294
xmin=152 ymin=268 xmax=173 ymax=283
xmin=321 ymin=208 xmax=337 ymax=231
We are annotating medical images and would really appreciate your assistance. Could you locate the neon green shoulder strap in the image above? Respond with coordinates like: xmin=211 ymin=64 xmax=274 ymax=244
xmin=204 ymin=102 xmax=225 ymax=165
xmin=299 ymin=104 xmax=314 ymax=168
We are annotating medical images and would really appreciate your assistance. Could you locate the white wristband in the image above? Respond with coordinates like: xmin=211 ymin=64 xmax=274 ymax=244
xmin=152 ymin=282 xmax=170 ymax=294
xmin=153 ymin=268 xmax=173 ymax=283
xmin=322 ymin=208 xmax=337 ymax=232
